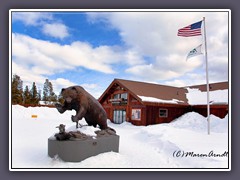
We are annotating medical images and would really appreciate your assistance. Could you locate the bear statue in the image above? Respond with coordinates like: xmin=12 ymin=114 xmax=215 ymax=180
xmin=55 ymin=86 xmax=112 ymax=131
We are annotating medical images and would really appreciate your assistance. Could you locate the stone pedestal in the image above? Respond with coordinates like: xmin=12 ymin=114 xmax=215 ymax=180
xmin=48 ymin=131 xmax=119 ymax=162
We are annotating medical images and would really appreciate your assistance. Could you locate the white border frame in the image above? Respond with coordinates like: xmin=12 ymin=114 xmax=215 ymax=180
xmin=9 ymin=9 xmax=231 ymax=171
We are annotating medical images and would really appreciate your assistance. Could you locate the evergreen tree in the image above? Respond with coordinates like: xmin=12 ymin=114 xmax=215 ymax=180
xmin=42 ymin=79 xmax=57 ymax=104
xmin=23 ymin=85 xmax=31 ymax=104
xmin=49 ymin=81 xmax=57 ymax=102
xmin=12 ymin=74 xmax=23 ymax=104
xmin=37 ymin=90 xmax=42 ymax=102
xmin=58 ymin=93 xmax=64 ymax=104
xmin=30 ymin=82 xmax=39 ymax=105
xmin=43 ymin=79 xmax=49 ymax=102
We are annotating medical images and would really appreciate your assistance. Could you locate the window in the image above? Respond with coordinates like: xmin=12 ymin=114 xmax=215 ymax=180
xmin=111 ymin=93 xmax=128 ymax=105
xmin=131 ymin=109 xmax=141 ymax=120
xmin=159 ymin=109 xmax=168 ymax=117
xmin=121 ymin=93 xmax=128 ymax=101
xmin=113 ymin=94 xmax=120 ymax=99
xmin=111 ymin=94 xmax=121 ymax=105
xmin=113 ymin=93 xmax=128 ymax=100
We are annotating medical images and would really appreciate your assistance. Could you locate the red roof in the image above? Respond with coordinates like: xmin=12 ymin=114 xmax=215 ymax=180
xmin=186 ymin=82 xmax=228 ymax=92
xmin=99 ymin=79 xmax=228 ymax=106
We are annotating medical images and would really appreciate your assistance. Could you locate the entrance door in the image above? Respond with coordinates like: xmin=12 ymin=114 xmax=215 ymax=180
xmin=113 ymin=110 xmax=126 ymax=124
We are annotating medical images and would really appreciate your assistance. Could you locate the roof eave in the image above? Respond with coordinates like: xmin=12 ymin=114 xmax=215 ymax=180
xmin=115 ymin=79 xmax=144 ymax=105
xmin=98 ymin=79 xmax=117 ymax=103
xmin=142 ymin=101 xmax=189 ymax=107
xmin=98 ymin=79 xmax=144 ymax=105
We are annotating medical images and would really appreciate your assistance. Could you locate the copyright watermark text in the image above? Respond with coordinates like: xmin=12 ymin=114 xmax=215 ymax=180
xmin=173 ymin=150 xmax=228 ymax=158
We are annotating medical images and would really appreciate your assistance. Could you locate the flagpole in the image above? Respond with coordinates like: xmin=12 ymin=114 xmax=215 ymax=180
xmin=203 ymin=17 xmax=210 ymax=135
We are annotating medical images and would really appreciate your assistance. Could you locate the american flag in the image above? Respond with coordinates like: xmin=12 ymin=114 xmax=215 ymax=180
xmin=177 ymin=21 xmax=202 ymax=37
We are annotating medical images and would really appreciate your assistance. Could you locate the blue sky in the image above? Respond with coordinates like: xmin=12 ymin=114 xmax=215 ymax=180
xmin=11 ymin=10 xmax=230 ymax=98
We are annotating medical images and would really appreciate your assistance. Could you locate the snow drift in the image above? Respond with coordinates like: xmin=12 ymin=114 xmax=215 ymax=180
xmin=10 ymin=105 xmax=229 ymax=169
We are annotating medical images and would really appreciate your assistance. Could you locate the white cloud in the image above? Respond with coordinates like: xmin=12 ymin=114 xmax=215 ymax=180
xmin=12 ymin=34 xmax=73 ymax=75
xmin=12 ymin=61 xmax=46 ymax=91
xmin=164 ymin=77 xmax=206 ymax=88
xmin=42 ymin=23 xmax=69 ymax=39
xmin=12 ymin=33 xmax=117 ymax=74
xmin=12 ymin=11 xmax=229 ymax=97
xmin=164 ymin=79 xmax=188 ymax=87
xmin=87 ymin=11 xmax=229 ymax=85
xmin=12 ymin=12 xmax=70 ymax=40
xmin=123 ymin=50 xmax=145 ymax=65
xmin=80 ymin=83 xmax=98 ymax=89
xmin=12 ymin=12 xmax=53 ymax=26
xmin=88 ymin=12 xmax=204 ymax=56
xmin=51 ymin=78 xmax=76 ymax=95
xmin=20 ymin=33 xmax=141 ymax=73
xmin=126 ymin=63 xmax=182 ymax=81
xmin=11 ymin=33 xmax=146 ymax=97
xmin=51 ymin=79 xmax=102 ymax=98
xmin=126 ymin=54 xmax=203 ymax=81
xmin=80 ymin=83 xmax=102 ymax=98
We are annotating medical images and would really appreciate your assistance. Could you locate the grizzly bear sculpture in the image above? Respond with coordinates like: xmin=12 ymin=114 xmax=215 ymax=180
xmin=55 ymin=86 xmax=110 ymax=130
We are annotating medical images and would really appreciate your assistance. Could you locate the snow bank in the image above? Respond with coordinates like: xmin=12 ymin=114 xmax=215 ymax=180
xmin=186 ymin=88 xmax=228 ymax=105
xmin=10 ymin=105 xmax=229 ymax=169
xmin=170 ymin=112 xmax=228 ymax=133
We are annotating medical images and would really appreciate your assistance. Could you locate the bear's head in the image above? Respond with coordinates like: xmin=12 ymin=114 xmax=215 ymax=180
xmin=61 ymin=86 xmax=79 ymax=103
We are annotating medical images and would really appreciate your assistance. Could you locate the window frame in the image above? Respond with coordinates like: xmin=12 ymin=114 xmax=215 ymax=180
xmin=131 ymin=108 xmax=141 ymax=121
xmin=159 ymin=108 xmax=168 ymax=118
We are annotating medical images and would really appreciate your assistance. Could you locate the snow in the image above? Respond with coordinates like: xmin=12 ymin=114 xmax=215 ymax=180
xmin=186 ymin=88 xmax=228 ymax=105
xmin=137 ymin=88 xmax=228 ymax=106
xmin=10 ymin=105 xmax=229 ymax=170
xmin=170 ymin=112 xmax=228 ymax=133
xmin=138 ymin=95 xmax=183 ymax=104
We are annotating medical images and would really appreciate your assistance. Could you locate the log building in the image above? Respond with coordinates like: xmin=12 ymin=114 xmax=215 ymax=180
xmin=98 ymin=79 xmax=228 ymax=126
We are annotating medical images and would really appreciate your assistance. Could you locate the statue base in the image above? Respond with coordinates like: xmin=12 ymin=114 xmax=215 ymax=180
xmin=48 ymin=130 xmax=119 ymax=162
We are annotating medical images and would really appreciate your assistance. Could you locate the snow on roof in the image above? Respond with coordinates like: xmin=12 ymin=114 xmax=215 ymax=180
xmin=186 ymin=88 xmax=228 ymax=105
xmin=138 ymin=95 xmax=184 ymax=104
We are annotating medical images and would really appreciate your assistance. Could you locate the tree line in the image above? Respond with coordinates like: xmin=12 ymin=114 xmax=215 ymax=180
xmin=12 ymin=74 xmax=63 ymax=105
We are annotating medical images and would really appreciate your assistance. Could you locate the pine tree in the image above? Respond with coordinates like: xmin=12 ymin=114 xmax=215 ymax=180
xmin=58 ymin=94 xmax=64 ymax=104
xmin=42 ymin=79 xmax=57 ymax=104
xmin=30 ymin=82 xmax=39 ymax=105
xmin=23 ymin=85 xmax=31 ymax=104
xmin=12 ymin=74 xmax=23 ymax=104
xmin=49 ymin=81 xmax=57 ymax=102
xmin=37 ymin=90 xmax=42 ymax=102
xmin=43 ymin=79 xmax=49 ymax=102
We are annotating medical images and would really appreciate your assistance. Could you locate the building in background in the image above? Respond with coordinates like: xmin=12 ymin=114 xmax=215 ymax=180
xmin=99 ymin=79 xmax=228 ymax=126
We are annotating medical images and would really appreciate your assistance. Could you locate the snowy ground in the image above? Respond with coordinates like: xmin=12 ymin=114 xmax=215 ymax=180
xmin=10 ymin=105 xmax=229 ymax=170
